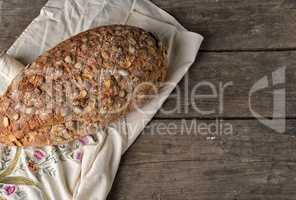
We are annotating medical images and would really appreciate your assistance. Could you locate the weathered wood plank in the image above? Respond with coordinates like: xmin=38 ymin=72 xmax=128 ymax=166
xmin=110 ymin=160 xmax=296 ymax=200
xmin=156 ymin=51 xmax=296 ymax=119
xmin=0 ymin=37 xmax=16 ymax=51
xmin=1 ymin=0 xmax=296 ymax=51
xmin=122 ymin=119 xmax=296 ymax=164
xmin=152 ymin=0 xmax=296 ymax=50
xmin=108 ymin=119 xmax=296 ymax=200
xmin=0 ymin=0 xmax=46 ymax=9
xmin=0 ymin=0 xmax=47 ymax=51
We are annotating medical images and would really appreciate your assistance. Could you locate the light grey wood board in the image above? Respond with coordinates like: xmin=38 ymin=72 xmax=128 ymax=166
xmin=108 ymin=119 xmax=296 ymax=200
xmin=1 ymin=0 xmax=296 ymax=51
xmin=152 ymin=0 xmax=296 ymax=51
xmin=156 ymin=51 xmax=296 ymax=119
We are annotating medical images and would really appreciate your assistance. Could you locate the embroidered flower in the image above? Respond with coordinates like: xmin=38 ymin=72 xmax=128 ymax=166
xmin=75 ymin=152 xmax=83 ymax=162
xmin=33 ymin=150 xmax=46 ymax=161
xmin=79 ymin=137 xmax=89 ymax=145
xmin=3 ymin=185 xmax=16 ymax=196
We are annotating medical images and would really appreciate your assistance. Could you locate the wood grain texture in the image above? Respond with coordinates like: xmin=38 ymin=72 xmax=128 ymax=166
xmin=152 ymin=0 xmax=296 ymax=51
xmin=108 ymin=119 xmax=296 ymax=200
xmin=1 ymin=0 xmax=296 ymax=51
xmin=156 ymin=51 xmax=295 ymax=119
xmin=0 ymin=0 xmax=47 ymax=50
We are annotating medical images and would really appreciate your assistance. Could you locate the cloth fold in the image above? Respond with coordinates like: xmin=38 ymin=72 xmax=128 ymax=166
xmin=0 ymin=0 xmax=203 ymax=199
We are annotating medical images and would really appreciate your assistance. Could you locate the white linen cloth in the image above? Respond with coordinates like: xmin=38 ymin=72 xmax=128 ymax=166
xmin=0 ymin=0 xmax=203 ymax=199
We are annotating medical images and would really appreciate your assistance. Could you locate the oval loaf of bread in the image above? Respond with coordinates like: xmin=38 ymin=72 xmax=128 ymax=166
xmin=0 ymin=25 xmax=168 ymax=146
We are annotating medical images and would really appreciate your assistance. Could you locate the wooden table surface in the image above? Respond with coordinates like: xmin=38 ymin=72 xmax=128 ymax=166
xmin=1 ymin=0 xmax=296 ymax=199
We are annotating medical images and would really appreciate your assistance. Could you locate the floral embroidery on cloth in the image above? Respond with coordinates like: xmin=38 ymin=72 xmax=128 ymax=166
xmin=0 ymin=135 xmax=98 ymax=200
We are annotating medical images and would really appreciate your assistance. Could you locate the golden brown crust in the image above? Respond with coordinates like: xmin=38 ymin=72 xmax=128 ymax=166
xmin=0 ymin=25 xmax=167 ymax=147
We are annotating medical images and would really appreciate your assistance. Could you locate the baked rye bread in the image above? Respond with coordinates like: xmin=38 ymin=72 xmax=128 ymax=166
xmin=0 ymin=25 xmax=167 ymax=146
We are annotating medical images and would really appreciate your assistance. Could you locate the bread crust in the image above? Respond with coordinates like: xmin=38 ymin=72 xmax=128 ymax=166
xmin=0 ymin=25 xmax=167 ymax=146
